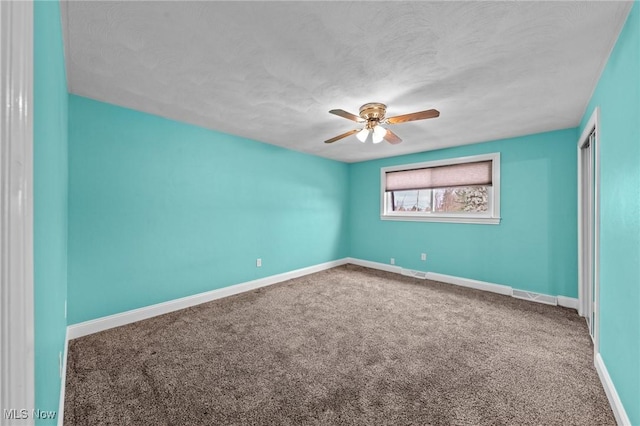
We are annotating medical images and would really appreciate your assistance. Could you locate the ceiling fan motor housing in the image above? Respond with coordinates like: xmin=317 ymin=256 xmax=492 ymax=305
xmin=359 ymin=103 xmax=387 ymax=128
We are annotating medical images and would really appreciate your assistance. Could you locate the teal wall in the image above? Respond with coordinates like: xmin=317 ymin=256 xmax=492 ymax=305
xmin=34 ymin=1 xmax=68 ymax=424
xmin=67 ymin=96 xmax=349 ymax=324
xmin=581 ymin=3 xmax=640 ymax=424
xmin=349 ymin=129 xmax=578 ymax=298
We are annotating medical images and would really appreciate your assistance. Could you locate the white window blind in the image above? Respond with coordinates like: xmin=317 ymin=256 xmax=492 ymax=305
xmin=385 ymin=160 xmax=492 ymax=192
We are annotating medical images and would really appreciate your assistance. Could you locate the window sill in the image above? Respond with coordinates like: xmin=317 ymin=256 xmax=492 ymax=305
xmin=380 ymin=215 xmax=501 ymax=225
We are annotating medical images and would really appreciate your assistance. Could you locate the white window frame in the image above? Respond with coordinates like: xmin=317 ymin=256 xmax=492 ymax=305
xmin=380 ymin=152 xmax=501 ymax=225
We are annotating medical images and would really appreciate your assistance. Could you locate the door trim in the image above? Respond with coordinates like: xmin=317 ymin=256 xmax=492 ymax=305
xmin=577 ymin=107 xmax=600 ymax=354
xmin=0 ymin=1 xmax=35 ymax=424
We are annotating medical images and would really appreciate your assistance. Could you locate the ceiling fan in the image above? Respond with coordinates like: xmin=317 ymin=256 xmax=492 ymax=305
xmin=325 ymin=103 xmax=440 ymax=145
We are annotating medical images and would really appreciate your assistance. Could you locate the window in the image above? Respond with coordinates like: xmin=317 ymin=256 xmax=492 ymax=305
xmin=381 ymin=153 xmax=500 ymax=224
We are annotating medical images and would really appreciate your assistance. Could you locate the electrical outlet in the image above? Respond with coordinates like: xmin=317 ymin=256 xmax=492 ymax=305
xmin=390 ymin=258 xmax=395 ymax=265
xmin=421 ymin=253 xmax=427 ymax=261
xmin=256 ymin=258 xmax=262 ymax=267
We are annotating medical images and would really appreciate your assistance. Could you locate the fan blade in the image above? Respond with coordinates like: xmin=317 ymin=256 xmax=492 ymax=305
xmin=386 ymin=109 xmax=440 ymax=124
xmin=329 ymin=109 xmax=364 ymax=122
xmin=384 ymin=129 xmax=402 ymax=145
xmin=324 ymin=129 xmax=359 ymax=144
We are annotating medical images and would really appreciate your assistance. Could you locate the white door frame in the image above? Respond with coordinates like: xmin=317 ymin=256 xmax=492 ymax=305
xmin=0 ymin=1 xmax=35 ymax=425
xmin=577 ymin=107 xmax=600 ymax=354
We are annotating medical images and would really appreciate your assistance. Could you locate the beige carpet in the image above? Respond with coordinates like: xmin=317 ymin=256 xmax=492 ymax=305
xmin=64 ymin=265 xmax=614 ymax=425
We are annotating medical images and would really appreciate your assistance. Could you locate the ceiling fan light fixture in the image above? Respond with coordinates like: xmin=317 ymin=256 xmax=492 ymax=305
xmin=356 ymin=128 xmax=369 ymax=143
xmin=372 ymin=125 xmax=386 ymax=144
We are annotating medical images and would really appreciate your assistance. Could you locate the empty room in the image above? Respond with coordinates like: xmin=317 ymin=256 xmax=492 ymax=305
xmin=2 ymin=1 xmax=639 ymax=425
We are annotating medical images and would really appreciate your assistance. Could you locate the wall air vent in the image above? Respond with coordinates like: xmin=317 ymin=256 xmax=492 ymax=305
xmin=401 ymin=269 xmax=427 ymax=279
xmin=512 ymin=289 xmax=557 ymax=306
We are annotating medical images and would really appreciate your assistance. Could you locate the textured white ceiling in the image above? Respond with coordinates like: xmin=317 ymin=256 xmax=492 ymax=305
xmin=62 ymin=1 xmax=632 ymax=163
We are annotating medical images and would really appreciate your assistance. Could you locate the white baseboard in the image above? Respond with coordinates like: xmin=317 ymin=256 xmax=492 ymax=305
xmin=346 ymin=257 xmax=578 ymax=311
xmin=67 ymin=258 xmax=348 ymax=339
xmin=595 ymin=353 xmax=631 ymax=426
xmin=57 ymin=328 xmax=69 ymax=426
xmin=425 ymin=271 xmax=513 ymax=296
xmin=66 ymin=257 xmax=579 ymax=340
xmin=346 ymin=258 xmax=512 ymax=296
xmin=345 ymin=257 xmax=402 ymax=274
xmin=557 ymin=295 xmax=579 ymax=310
